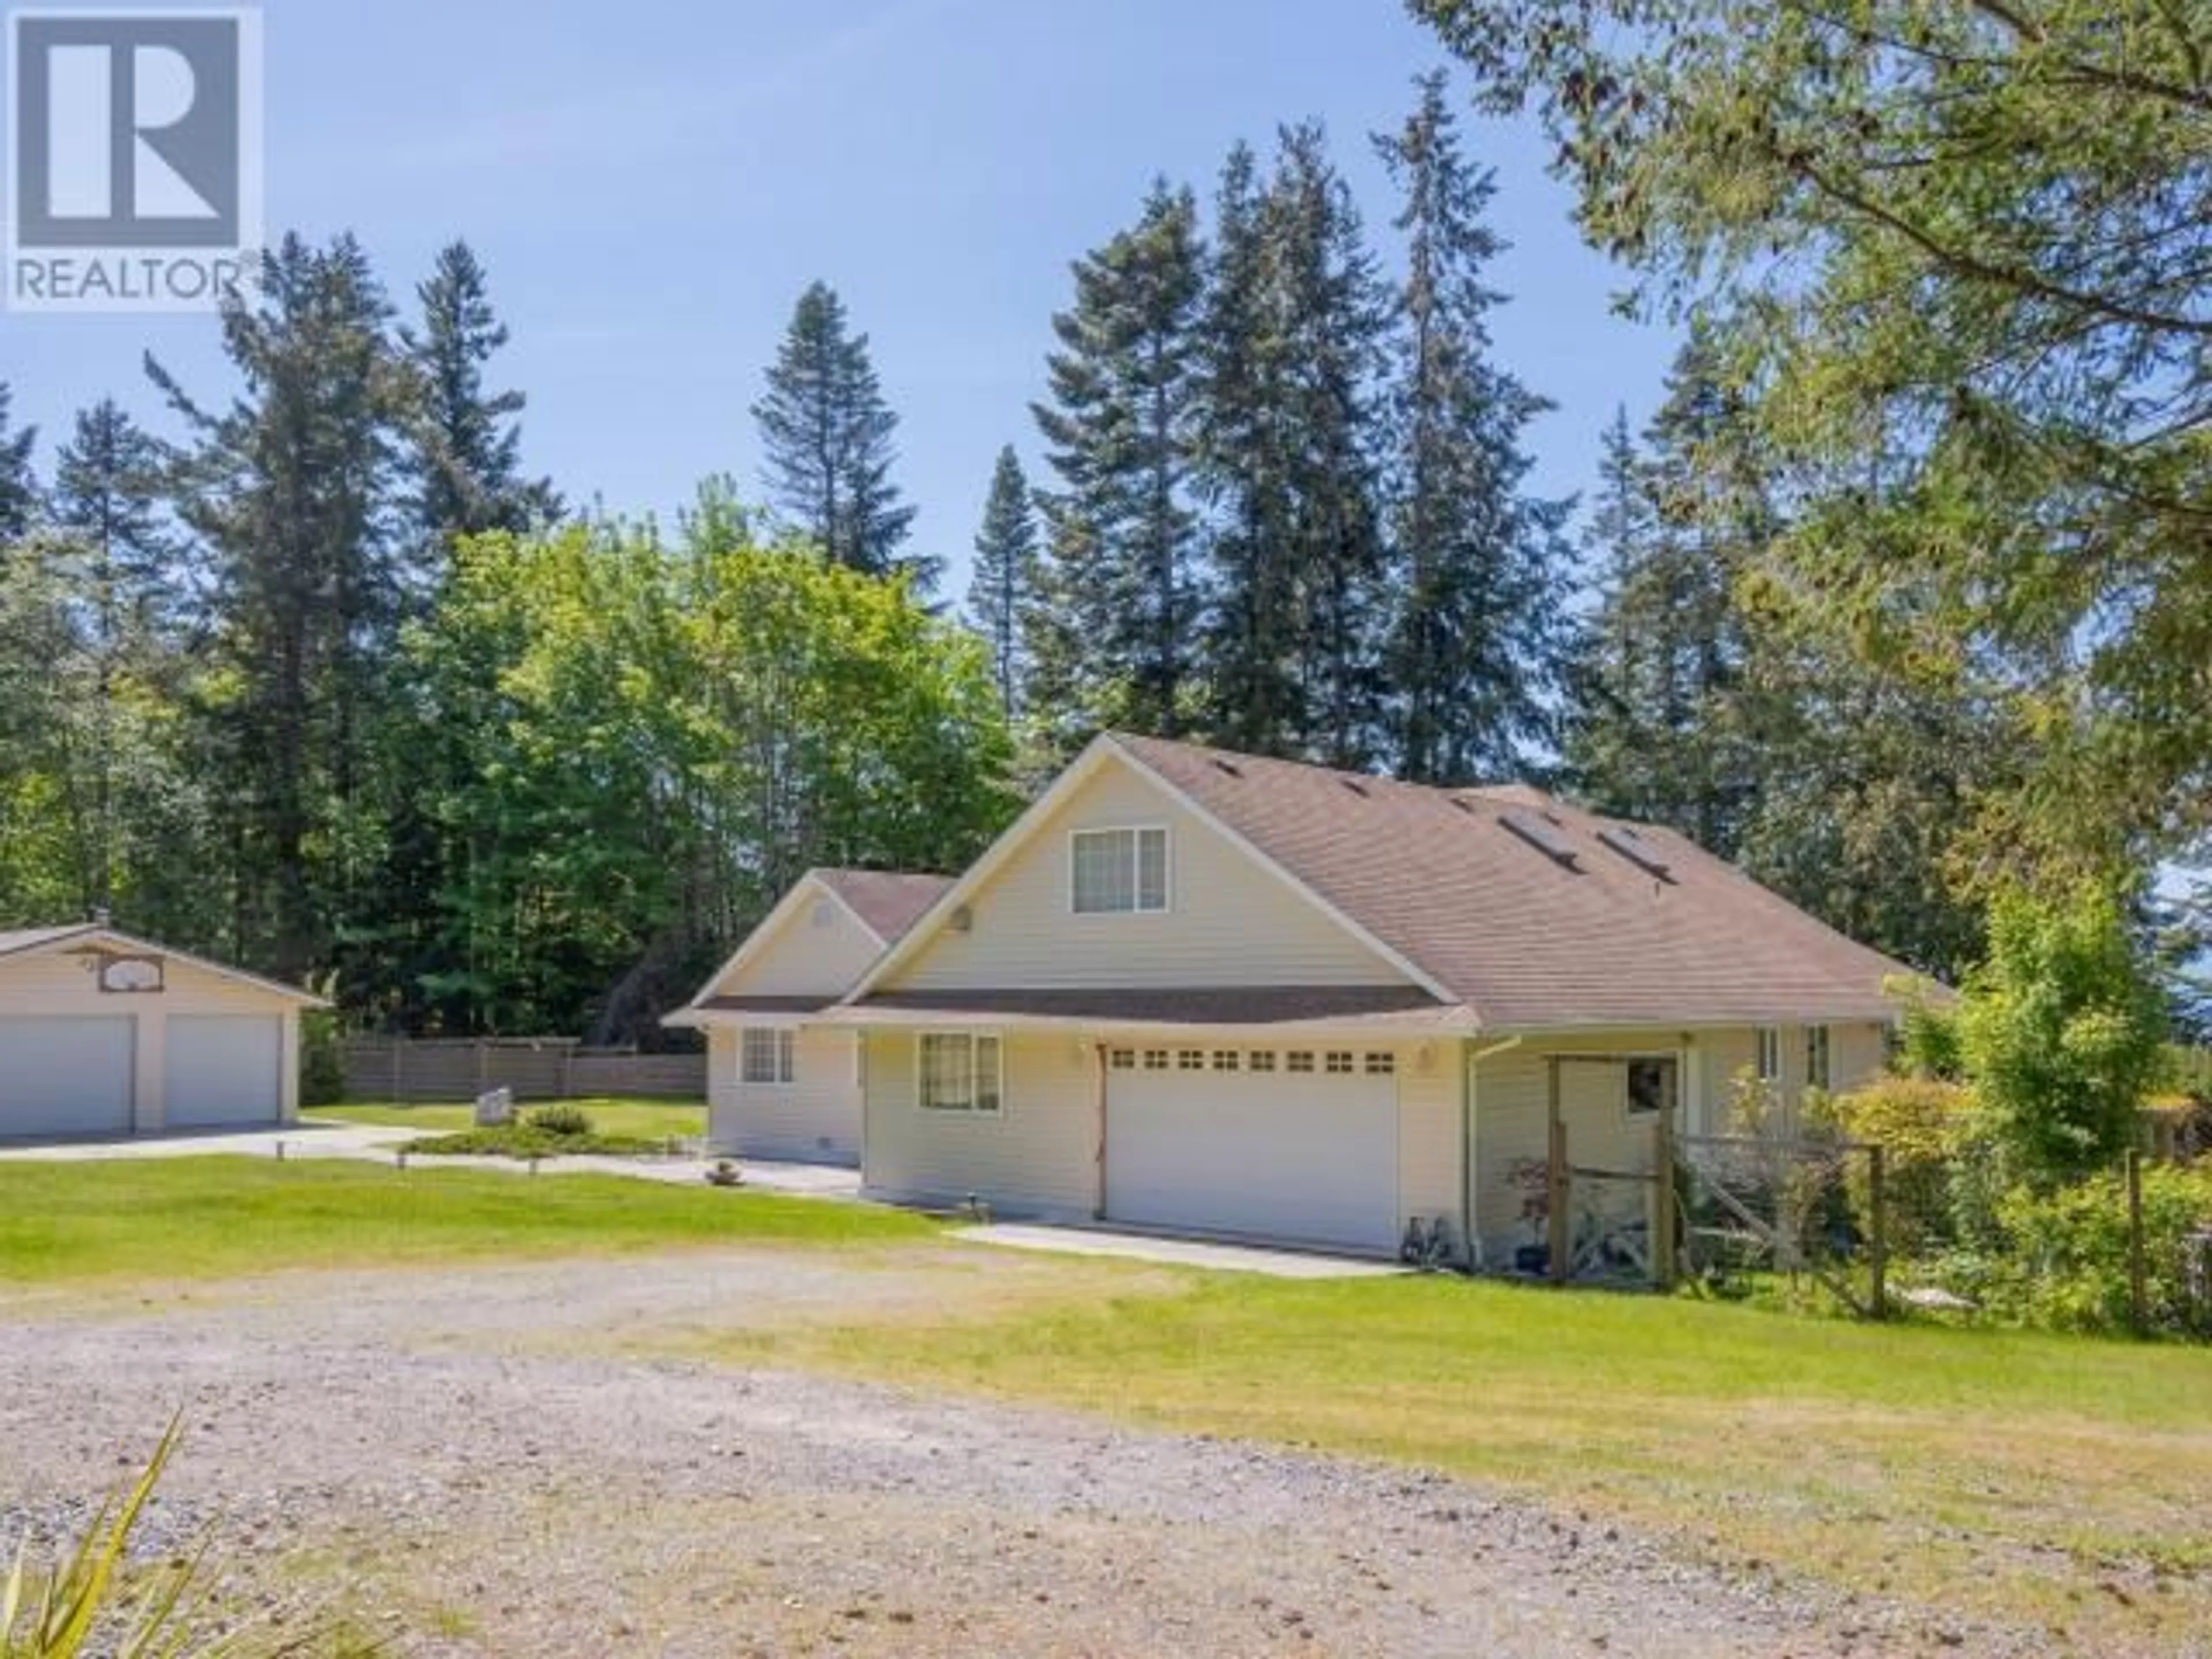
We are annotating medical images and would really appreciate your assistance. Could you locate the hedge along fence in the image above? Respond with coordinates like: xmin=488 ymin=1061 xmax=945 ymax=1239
xmin=339 ymin=1037 xmax=706 ymax=1103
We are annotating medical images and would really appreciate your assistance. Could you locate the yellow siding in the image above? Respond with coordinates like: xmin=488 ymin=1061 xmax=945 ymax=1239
xmin=0 ymin=950 xmax=297 ymax=1014
xmin=1831 ymin=1021 xmax=1888 ymax=1094
xmin=710 ymin=889 xmax=881 ymax=999
xmin=1469 ymin=1021 xmax=1897 ymax=1263
xmin=1396 ymin=1047 xmax=1461 ymax=1238
xmin=0 ymin=946 xmax=304 ymax=1130
xmin=863 ymin=1029 xmax=1457 ymax=1244
xmin=861 ymin=1028 xmax=1101 ymax=1217
xmin=888 ymin=760 xmax=1408 ymax=992
xmin=706 ymin=1025 xmax=862 ymax=1164
xmin=1471 ymin=1031 xmax=1696 ymax=1265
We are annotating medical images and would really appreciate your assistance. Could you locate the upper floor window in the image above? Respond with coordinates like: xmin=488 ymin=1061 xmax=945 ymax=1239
xmin=741 ymin=1027 xmax=795 ymax=1086
xmin=1756 ymin=1027 xmax=1782 ymax=1083
xmin=1071 ymin=826 xmax=1169 ymax=914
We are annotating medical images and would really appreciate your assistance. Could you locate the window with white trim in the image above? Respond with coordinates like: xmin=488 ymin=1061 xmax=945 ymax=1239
xmin=1177 ymin=1049 xmax=1205 ymax=1071
xmin=1806 ymin=1025 xmax=1832 ymax=1090
xmin=1286 ymin=1051 xmax=1315 ymax=1074
xmin=1325 ymin=1051 xmax=1355 ymax=1075
xmin=1108 ymin=1048 xmax=1136 ymax=1070
xmin=1212 ymin=1050 xmax=1241 ymax=1072
xmin=740 ymin=1027 xmax=794 ymax=1085
xmin=1756 ymin=1027 xmax=1782 ymax=1082
xmin=1364 ymin=1051 xmax=1396 ymax=1076
xmin=1142 ymin=1049 xmax=1169 ymax=1071
xmin=1248 ymin=1050 xmax=1277 ymax=1073
xmin=1071 ymin=827 xmax=1169 ymax=914
xmin=919 ymin=1032 xmax=1002 ymax=1113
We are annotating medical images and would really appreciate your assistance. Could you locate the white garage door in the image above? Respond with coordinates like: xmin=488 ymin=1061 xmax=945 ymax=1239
xmin=1105 ymin=1045 xmax=1400 ymax=1252
xmin=165 ymin=1015 xmax=282 ymax=1128
xmin=0 ymin=1017 xmax=135 ymax=1139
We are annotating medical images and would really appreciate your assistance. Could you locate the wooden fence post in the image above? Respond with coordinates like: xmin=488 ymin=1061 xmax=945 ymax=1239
xmin=1867 ymin=1143 xmax=1888 ymax=1321
xmin=1652 ymin=1111 xmax=1677 ymax=1291
xmin=2127 ymin=1149 xmax=2148 ymax=1335
xmin=1547 ymin=1058 xmax=1569 ymax=1285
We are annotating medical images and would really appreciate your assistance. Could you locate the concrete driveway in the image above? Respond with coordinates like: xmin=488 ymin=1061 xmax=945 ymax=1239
xmin=960 ymin=1222 xmax=1405 ymax=1279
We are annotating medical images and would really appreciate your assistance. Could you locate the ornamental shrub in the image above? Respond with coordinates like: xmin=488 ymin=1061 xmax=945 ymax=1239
xmin=1941 ymin=1165 xmax=2212 ymax=1337
xmin=1955 ymin=886 xmax=2166 ymax=1185
xmin=523 ymin=1101 xmax=595 ymax=1138
xmin=1826 ymin=1075 xmax=1975 ymax=1253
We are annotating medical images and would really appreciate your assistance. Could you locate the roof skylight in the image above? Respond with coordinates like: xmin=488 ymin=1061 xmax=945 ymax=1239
xmin=1500 ymin=809 xmax=1580 ymax=869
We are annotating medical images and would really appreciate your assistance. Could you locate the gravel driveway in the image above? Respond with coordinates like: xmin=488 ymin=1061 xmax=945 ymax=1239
xmin=0 ymin=1248 xmax=2033 ymax=1657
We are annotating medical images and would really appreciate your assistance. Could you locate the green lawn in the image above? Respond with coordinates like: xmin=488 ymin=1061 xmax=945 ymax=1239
xmin=312 ymin=1097 xmax=705 ymax=1139
xmin=0 ymin=1157 xmax=931 ymax=1285
xmin=724 ymin=1271 xmax=2212 ymax=1650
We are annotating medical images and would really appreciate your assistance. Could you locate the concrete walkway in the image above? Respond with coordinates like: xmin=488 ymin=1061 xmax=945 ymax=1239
xmin=960 ymin=1222 xmax=1406 ymax=1279
xmin=0 ymin=1122 xmax=414 ymax=1161
xmin=0 ymin=1121 xmax=865 ymax=1202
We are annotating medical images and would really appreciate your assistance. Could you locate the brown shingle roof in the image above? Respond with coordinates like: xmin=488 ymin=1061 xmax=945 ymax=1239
xmin=813 ymin=869 xmax=955 ymax=945
xmin=691 ymin=994 xmax=840 ymax=1017
xmin=1112 ymin=733 xmax=1919 ymax=1031
xmin=839 ymin=986 xmax=1466 ymax=1032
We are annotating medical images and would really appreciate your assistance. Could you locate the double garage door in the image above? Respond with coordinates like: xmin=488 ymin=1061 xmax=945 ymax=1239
xmin=1104 ymin=1045 xmax=1400 ymax=1253
xmin=0 ymin=1014 xmax=282 ymax=1139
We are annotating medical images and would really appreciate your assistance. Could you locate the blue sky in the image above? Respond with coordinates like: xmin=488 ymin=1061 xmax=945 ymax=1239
xmin=3 ymin=0 xmax=1682 ymax=597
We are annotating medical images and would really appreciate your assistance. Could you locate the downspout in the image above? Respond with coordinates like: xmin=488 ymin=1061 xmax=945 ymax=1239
xmin=1463 ymin=1035 xmax=1523 ymax=1272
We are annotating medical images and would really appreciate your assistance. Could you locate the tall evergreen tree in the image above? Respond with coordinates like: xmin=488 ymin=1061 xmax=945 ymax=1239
xmin=1192 ymin=143 xmax=1300 ymax=755
xmin=1376 ymin=74 xmax=1571 ymax=782
xmin=1563 ymin=334 xmax=1756 ymax=851
xmin=966 ymin=445 xmax=1039 ymax=717
xmin=1196 ymin=127 xmax=1392 ymax=767
xmin=52 ymin=399 xmax=182 ymax=639
xmin=50 ymin=399 xmax=186 ymax=911
xmin=1032 ymin=181 xmax=1205 ymax=737
xmin=0 ymin=383 xmax=39 ymax=541
xmin=403 ymin=241 xmax=559 ymax=554
xmin=1561 ymin=409 xmax=1662 ymax=808
xmin=147 ymin=232 xmax=413 ymax=980
xmin=753 ymin=282 xmax=924 ymax=584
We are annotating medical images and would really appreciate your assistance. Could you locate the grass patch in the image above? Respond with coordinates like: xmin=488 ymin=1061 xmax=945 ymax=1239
xmin=312 ymin=1097 xmax=705 ymax=1140
xmin=724 ymin=1269 xmax=2212 ymax=1649
xmin=0 ymin=1156 xmax=935 ymax=1285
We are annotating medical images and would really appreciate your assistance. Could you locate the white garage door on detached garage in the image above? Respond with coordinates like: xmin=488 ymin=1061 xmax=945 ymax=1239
xmin=165 ymin=1015 xmax=283 ymax=1128
xmin=0 ymin=922 xmax=321 ymax=1141
xmin=0 ymin=1017 xmax=134 ymax=1139
xmin=1104 ymin=1044 xmax=1400 ymax=1253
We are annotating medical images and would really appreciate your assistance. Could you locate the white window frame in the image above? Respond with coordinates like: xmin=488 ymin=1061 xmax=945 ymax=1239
xmin=1806 ymin=1024 xmax=1832 ymax=1091
xmin=1755 ymin=1027 xmax=1782 ymax=1083
xmin=1069 ymin=825 xmax=1171 ymax=915
xmin=915 ymin=1031 xmax=1003 ymax=1116
xmin=740 ymin=1027 xmax=795 ymax=1086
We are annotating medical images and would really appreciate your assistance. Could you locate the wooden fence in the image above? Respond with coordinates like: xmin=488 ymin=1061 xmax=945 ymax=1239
xmin=339 ymin=1037 xmax=705 ymax=1103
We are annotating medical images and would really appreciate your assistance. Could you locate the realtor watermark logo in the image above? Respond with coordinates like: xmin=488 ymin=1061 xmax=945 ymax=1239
xmin=6 ymin=7 xmax=262 ymax=312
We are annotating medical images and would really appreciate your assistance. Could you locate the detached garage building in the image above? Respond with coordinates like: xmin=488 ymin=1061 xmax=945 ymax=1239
xmin=0 ymin=922 xmax=323 ymax=1140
